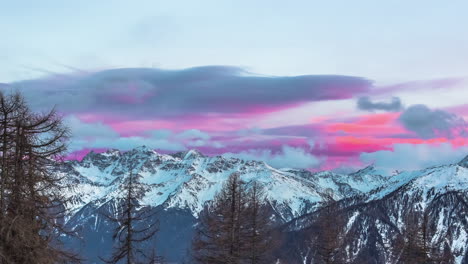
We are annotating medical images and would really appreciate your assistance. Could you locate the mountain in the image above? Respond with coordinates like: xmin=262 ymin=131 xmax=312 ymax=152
xmin=55 ymin=147 xmax=468 ymax=263
xmin=460 ymin=155 xmax=468 ymax=168
xmin=279 ymin=159 xmax=468 ymax=263
xmin=59 ymin=146 xmax=388 ymax=222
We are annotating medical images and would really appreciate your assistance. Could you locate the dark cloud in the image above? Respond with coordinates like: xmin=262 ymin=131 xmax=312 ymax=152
xmin=357 ymin=96 xmax=403 ymax=112
xmin=4 ymin=66 xmax=372 ymax=117
xmin=398 ymin=104 xmax=467 ymax=138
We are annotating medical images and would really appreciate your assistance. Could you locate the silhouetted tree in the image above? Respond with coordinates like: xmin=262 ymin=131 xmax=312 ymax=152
xmin=101 ymin=171 xmax=161 ymax=264
xmin=0 ymin=91 xmax=80 ymax=263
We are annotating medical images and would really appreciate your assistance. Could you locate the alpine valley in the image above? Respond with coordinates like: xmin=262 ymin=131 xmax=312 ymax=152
xmin=56 ymin=146 xmax=468 ymax=263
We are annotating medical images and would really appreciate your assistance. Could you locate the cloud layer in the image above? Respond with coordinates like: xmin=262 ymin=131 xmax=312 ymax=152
xmin=357 ymin=96 xmax=403 ymax=112
xmin=10 ymin=66 xmax=372 ymax=118
xmin=361 ymin=143 xmax=468 ymax=171
xmin=3 ymin=66 xmax=468 ymax=171
xmin=223 ymin=145 xmax=321 ymax=169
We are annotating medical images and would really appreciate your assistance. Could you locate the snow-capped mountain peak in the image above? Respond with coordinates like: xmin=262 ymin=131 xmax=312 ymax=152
xmin=57 ymin=146 xmax=468 ymax=263
xmin=182 ymin=149 xmax=204 ymax=160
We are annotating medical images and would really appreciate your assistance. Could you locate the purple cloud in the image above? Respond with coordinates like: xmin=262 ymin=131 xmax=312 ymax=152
xmin=6 ymin=66 xmax=372 ymax=118
xmin=398 ymin=104 xmax=468 ymax=138
xmin=371 ymin=77 xmax=467 ymax=96
xmin=357 ymin=96 xmax=403 ymax=112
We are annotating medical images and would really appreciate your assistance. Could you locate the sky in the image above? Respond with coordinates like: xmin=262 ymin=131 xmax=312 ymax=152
xmin=1 ymin=0 xmax=468 ymax=171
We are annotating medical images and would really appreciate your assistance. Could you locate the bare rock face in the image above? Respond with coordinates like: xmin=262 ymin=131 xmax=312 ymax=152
xmin=459 ymin=155 xmax=468 ymax=168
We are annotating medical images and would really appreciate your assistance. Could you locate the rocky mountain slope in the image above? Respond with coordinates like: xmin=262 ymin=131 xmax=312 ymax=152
xmin=54 ymin=146 xmax=468 ymax=263
xmin=279 ymin=160 xmax=468 ymax=263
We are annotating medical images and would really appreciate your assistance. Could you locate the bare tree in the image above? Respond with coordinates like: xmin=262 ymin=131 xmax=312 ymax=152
xmin=313 ymin=189 xmax=345 ymax=264
xmin=243 ymin=181 xmax=273 ymax=264
xmin=101 ymin=171 xmax=161 ymax=264
xmin=192 ymin=173 xmax=247 ymax=264
xmin=0 ymin=91 xmax=80 ymax=264
xmin=397 ymin=211 xmax=434 ymax=264
xmin=192 ymin=174 xmax=274 ymax=264
xmin=397 ymin=210 xmax=453 ymax=264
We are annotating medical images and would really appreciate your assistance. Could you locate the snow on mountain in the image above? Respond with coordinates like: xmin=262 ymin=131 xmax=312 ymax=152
xmin=368 ymin=162 xmax=468 ymax=201
xmin=55 ymin=147 xmax=468 ymax=263
xmin=57 ymin=147 xmax=468 ymax=224
xmin=57 ymin=146 xmax=394 ymax=222
xmin=59 ymin=147 xmax=468 ymax=222
xmin=280 ymin=156 xmax=468 ymax=263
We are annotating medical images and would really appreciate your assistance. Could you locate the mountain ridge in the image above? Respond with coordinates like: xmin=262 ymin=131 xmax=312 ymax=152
xmin=56 ymin=146 xmax=468 ymax=263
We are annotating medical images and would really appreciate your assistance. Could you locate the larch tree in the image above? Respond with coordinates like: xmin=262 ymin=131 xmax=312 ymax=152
xmin=397 ymin=209 xmax=453 ymax=264
xmin=313 ymin=189 xmax=345 ymax=264
xmin=244 ymin=181 xmax=273 ymax=264
xmin=192 ymin=173 xmax=273 ymax=264
xmin=0 ymin=91 xmax=80 ymax=264
xmin=101 ymin=171 xmax=162 ymax=264
xmin=192 ymin=172 xmax=246 ymax=264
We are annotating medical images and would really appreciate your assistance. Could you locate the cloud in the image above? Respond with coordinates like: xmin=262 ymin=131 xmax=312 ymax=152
xmin=398 ymin=104 xmax=467 ymax=138
xmin=223 ymin=145 xmax=321 ymax=169
xmin=360 ymin=143 xmax=468 ymax=171
xmin=6 ymin=66 xmax=372 ymax=117
xmin=65 ymin=115 xmax=119 ymax=138
xmin=67 ymin=131 xmax=186 ymax=153
xmin=237 ymin=127 xmax=263 ymax=136
xmin=357 ymin=96 xmax=403 ymax=112
xmin=176 ymin=129 xmax=211 ymax=140
xmin=65 ymin=118 xmax=223 ymax=153
xmin=371 ymin=77 xmax=467 ymax=96
xmin=146 ymin=129 xmax=172 ymax=139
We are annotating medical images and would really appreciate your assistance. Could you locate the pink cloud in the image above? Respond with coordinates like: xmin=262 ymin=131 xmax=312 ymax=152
xmin=323 ymin=113 xmax=407 ymax=136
